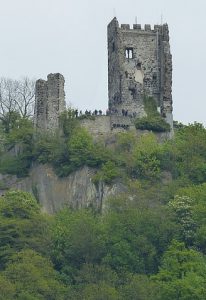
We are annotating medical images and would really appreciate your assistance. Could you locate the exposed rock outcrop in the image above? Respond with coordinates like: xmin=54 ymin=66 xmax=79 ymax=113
xmin=0 ymin=164 xmax=126 ymax=214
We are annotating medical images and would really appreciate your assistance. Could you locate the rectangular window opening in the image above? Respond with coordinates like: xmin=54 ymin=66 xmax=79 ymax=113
xmin=125 ymin=48 xmax=134 ymax=59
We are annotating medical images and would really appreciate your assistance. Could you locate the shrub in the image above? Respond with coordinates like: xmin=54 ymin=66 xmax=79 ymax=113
xmin=135 ymin=115 xmax=170 ymax=132
xmin=135 ymin=96 xmax=170 ymax=132
xmin=92 ymin=161 xmax=120 ymax=184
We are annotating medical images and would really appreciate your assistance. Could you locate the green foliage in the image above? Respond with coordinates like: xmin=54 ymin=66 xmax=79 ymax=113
xmin=33 ymin=132 xmax=65 ymax=164
xmin=0 ymin=274 xmax=15 ymax=300
xmin=51 ymin=209 xmax=106 ymax=282
xmin=1 ymin=111 xmax=21 ymax=134
xmin=0 ymin=190 xmax=40 ymax=218
xmin=6 ymin=117 xmax=34 ymax=146
xmin=54 ymin=127 xmax=113 ymax=177
xmin=0 ymin=153 xmax=31 ymax=177
xmin=3 ymin=249 xmax=66 ymax=300
xmin=135 ymin=96 xmax=170 ymax=132
xmin=130 ymin=133 xmax=162 ymax=180
xmin=135 ymin=115 xmax=171 ymax=132
xmin=80 ymin=282 xmax=119 ymax=300
xmin=59 ymin=108 xmax=79 ymax=138
xmin=2 ymin=105 xmax=206 ymax=299
xmin=152 ymin=240 xmax=206 ymax=299
xmin=93 ymin=161 xmax=120 ymax=184
xmin=120 ymin=274 xmax=154 ymax=300
xmin=0 ymin=116 xmax=34 ymax=177
xmin=75 ymin=264 xmax=118 ymax=286
xmin=170 ymin=183 xmax=206 ymax=252
xmin=68 ymin=128 xmax=96 ymax=167
xmin=163 ymin=123 xmax=206 ymax=184
xmin=102 ymin=194 xmax=177 ymax=275
xmin=169 ymin=195 xmax=196 ymax=245
xmin=0 ymin=191 xmax=51 ymax=270
xmin=143 ymin=96 xmax=158 ymax=116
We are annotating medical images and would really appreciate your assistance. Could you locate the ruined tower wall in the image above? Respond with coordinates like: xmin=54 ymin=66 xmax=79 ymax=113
xmin=34 ymin=79 xmax=48 ymax=130
xmin=161 ymin=24 xmax=173 ymax=125
xmin=47 ymin=73 xmax=66 ymax=131
xmin=34 ymin=73 xmax=66 ymax=131
xmin=108 ymin=18 xmax=173 ymax=127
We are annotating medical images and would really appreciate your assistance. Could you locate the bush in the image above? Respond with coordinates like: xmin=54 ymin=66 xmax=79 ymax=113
xmin=135 ymin=115 xmax=170 ymax=132
xmin=135 ymin=96 xmax=170 ymax=132
xmin=92 ymin=161 xmax=120 ymax=184
xmin=0 ymin=153 xmax=32 ymax=177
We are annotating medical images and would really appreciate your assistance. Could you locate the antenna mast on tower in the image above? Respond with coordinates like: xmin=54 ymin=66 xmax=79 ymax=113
xmin=113 ymin=8 xmax=116 ymax=18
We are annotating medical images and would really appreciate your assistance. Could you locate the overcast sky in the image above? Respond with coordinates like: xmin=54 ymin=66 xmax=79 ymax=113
xmin=0 ymin=0 xmax=205 ymax=124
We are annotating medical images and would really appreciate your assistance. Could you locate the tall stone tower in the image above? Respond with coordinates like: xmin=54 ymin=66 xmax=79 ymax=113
xmin=108 ymin=18 xmax=173 ymax=127
xmin=34 ymin=73 xmax=66 ymax=131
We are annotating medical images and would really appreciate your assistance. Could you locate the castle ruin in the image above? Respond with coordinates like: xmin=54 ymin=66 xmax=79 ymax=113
xmin=34 ymin=18 xmax=173 ymax=134
xmin=108 ymin=18 xmax=173 ymax=127
xmin=34 ymin=73 xmax=66 ymax=131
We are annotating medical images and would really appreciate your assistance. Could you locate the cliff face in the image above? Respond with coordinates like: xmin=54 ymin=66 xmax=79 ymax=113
xmin=0 ymin=164 xmax=126 ymax=214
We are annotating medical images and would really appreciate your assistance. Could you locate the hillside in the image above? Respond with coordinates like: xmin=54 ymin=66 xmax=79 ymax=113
xmin=1 ymin=112 xmax=206 ymax=298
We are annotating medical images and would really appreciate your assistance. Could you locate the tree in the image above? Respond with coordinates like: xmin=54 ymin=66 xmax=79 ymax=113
xmin=130 ymin=133 xmax=161 ymax=180
xmin=0 ymin=77 xmax=35 ymax=132
xmin=51 ymin=209 xmax=106 ymax=283
xmin=3 ymin=249 xmax=66 ymax=300
xmin=0 ymin=191 xmax=52 ymax=269
xmin=165 ymin=123 xmax=206 ymax=184
xmin=152 ymin=240 xmax=206 ymax=300
xmin=169 ymin=195 xmax=196 ymax=245
xmin=102 ymin=195 xmax=176 ymax=274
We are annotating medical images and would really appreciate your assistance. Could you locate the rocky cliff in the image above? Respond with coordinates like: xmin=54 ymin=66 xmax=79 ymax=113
xmin=0 ymin=164 xmax=126 ymax=214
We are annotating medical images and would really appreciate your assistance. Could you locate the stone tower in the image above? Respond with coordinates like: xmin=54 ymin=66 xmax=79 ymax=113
xmin=34 ymin=73 xmax=66 ymax=131
xmin=108 ymin=18 xmax=173 ymax=127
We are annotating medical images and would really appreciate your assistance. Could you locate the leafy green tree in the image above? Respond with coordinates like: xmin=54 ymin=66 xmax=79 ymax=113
xmin=68 ymin=127 xmax=96 ymax=167
xmin=1 ymin=111 xmax=21 ymax=134
xmin=164 ymin=123 xmax=206 ymax=183
xmin=0 ymin=190 xmax=40 ymax=218
xmin=0 ymin=191 xmax=52 ymax=269
xmin=33 ymin=132 xmax=66 ymax=164
xmin=3 ymin=249 xmax=66 ymax=300
xmin=172 ymin=183 xmax=206 ymax=252
xmin=0 ymin=116 xmax=34 ymax=177
xmin=59 ymin=108 xmax=79 ymax=138
xmin=130 ymin=133 xmax=162 ymax=180
xmin=152 ymin=240 xmax=206 ymax=300
xmin=51 ymin=209 xmax=106 ymax=283
xmin=102 ymin=195 xmax=176 ymax=274
xmin=169 ymin=195 xmax=196 ymax=245
xmin=92 ymin=161 xmax=120 ymax=184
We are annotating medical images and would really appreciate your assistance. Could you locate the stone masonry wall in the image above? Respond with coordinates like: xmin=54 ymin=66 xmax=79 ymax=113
xmin=34 ymin=73 xmax=66 ymax=131
xmin=107 ymin=18 xmax=173 ymax=128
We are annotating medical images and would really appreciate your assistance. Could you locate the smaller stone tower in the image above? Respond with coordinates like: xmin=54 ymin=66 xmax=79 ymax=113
xmin=34 ymin=73 xmax=66 ymax=131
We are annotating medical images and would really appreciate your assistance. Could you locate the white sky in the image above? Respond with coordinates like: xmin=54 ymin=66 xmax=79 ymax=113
xmin=0 ymin=0 xmax=205 ymax=124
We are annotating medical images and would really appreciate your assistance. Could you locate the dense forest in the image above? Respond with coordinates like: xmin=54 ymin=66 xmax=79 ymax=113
xmin=1 ymin=107 xmax=206 ymax=299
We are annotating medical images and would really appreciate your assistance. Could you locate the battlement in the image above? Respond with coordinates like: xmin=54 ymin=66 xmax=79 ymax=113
xmin=109 ymin=18 xmax=169 ymax=34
